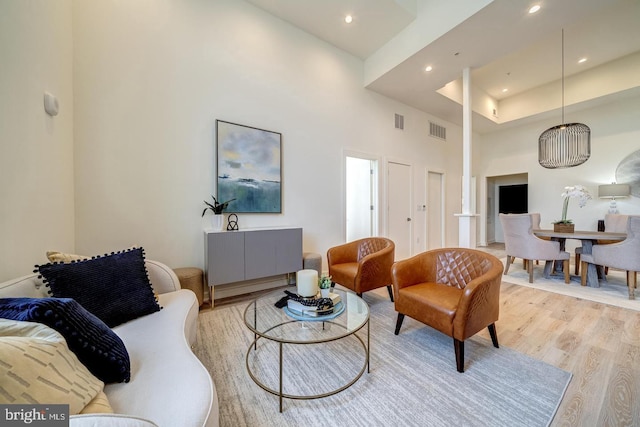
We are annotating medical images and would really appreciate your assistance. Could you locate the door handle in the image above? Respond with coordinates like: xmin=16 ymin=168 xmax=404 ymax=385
xmin=407 ymin=218 xmax=412 ymax=222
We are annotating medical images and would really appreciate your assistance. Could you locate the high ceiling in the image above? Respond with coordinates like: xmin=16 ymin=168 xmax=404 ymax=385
xmin=246 ymin=0 xmax=640 ymax=133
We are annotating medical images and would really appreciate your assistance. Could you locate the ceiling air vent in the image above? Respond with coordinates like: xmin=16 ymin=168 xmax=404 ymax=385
xmin=429 ymin=121 xmax=446 ymax=140
xmin=394 ymin=113 xmax=404 ymax=130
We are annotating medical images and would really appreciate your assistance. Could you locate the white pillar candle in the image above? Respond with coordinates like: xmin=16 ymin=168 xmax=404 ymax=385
xmin=296 ymin=269 xmax=318 ymax=297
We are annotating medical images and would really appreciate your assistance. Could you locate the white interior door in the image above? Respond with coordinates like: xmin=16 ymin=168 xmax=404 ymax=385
xmin=428 ymin=171 xmax=444 ymax=249
xmin=345 ymin=155 xmax=377 ymax=242
xmin=388 ymin=161 xmax=412 ymax=261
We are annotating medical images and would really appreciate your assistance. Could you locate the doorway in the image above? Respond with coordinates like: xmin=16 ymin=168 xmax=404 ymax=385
xmin=345 ymin=154 xmax=378 ymax=242
xmin=486 ymin=173 xmax=528 ymax=243
xmin=427 ymin=171 xmax=445 ymax=249
xmin=387 ymin=161 xmax=412 ymax=261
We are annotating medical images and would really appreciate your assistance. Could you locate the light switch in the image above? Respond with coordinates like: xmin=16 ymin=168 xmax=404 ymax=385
xmin=44 ymin=92 xmax=59 ymax=116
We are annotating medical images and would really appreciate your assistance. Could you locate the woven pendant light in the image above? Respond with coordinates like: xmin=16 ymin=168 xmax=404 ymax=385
xmin=538 ymin=30 xmax=590 ymax=169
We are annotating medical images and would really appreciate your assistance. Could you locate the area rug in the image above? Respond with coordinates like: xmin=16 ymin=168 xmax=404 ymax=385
xmin=500 ymin=258 xmax=639 ymax=312
xmin=195 ymin=291 xmax=571 ymax=427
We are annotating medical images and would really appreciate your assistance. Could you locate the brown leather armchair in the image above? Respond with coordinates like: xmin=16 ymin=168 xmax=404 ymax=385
xmin=327 ymin=237 xmax=395 ymax=301
xmin=391 ymin=248 xmax=504 ymax=372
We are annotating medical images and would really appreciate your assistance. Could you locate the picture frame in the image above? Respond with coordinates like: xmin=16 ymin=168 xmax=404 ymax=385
xmin=616 ymin=149 xmax=640 ymax=199
xmin=216 ymin=120 xmax=282 ymax=213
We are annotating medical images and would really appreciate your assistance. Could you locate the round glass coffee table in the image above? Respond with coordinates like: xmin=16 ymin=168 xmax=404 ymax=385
xmin=243 ymin=288 xmax=370 ymax=412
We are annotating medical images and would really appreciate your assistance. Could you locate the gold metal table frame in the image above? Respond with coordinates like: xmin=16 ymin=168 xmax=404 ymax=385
xmin=243 ymin=289 xmax=370 ymax=412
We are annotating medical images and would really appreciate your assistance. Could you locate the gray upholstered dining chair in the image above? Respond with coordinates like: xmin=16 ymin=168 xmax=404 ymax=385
xmin=574 ymin=214 xmax=629 ymax=275
xmin=580 ymin=215 xmax=640 ymax=300
xmin=503 ymin=212 xmax=544 ymax=271
xmin=531 ymin=212 xmax=542 ymax=229
xmin=500 ymin=213 xmax=570 ymax=284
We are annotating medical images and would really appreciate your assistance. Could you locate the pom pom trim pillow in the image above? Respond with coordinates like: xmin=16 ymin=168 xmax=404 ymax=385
xmin=36 ymin=247 xmax=161 ymax=328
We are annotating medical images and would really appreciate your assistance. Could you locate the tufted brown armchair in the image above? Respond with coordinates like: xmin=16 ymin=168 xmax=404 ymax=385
xmin=327 ymin=237 xmax=395 ymax=301
xmin=391 ymin=248 xmax=504 ymax=372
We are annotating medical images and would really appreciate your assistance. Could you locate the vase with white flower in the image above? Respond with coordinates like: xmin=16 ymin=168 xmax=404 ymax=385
xmin=553 ymin=185 xmax=592 ymax=233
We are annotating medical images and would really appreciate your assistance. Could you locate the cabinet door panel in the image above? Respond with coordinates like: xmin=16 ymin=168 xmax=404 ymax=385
xmin=244 ymin=230 xmax=277 ymax=280
xmin=275 ymin=228 xmax=302 ymax=274
xmin=207 ymin=232 xmax=244 ymax=285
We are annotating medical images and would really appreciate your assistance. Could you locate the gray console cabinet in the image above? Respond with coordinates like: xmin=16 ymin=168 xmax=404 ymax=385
xmin=205 ymin=227 xmax=302 ymax=286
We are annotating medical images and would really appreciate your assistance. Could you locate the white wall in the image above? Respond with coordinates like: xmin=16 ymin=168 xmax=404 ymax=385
xmin=71 ymin=0 xmax=464 ymax=271
xmin=0 ymin=0 xmax=74 ymax=281
xmin=4 ymin=1 xmax=638 ymax=281
xmin=476 ymin=94 xmax=640 ymax=251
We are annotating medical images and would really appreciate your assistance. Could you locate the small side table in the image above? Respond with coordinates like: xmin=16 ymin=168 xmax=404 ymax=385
xmin=302 ymin=252 xmax=322 ymax=275
xmin=173 ymin=267 xmax=205 ymax=307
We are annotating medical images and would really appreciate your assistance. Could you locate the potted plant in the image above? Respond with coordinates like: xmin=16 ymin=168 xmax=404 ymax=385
xmin=318 ymin=275 xmax=332 ymax=298
xmin=202 ymin=195 xmax=235 ymax=230
xmin=553 ymin=185 xmax=591 ymax=233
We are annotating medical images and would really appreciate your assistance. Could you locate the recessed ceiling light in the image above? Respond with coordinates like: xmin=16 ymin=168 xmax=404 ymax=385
xmin=425 ymin=66 xmax=433 ymax=72
xmin=529 ymin=5 xmax=541 ymax=14
xmin=344 ymin=15 xmax=353 ymax=24
xmin=502 ymin=88 xmax=509 ymax=93
xmin=578 ymin=57 xmax=587 ymax=64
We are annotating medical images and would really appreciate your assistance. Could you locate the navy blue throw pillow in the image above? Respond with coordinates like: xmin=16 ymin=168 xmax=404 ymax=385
xmin=36 ymin=247 xmax=160 ymax=328
xmin=0 ymin=297 xmax=131 ymax=383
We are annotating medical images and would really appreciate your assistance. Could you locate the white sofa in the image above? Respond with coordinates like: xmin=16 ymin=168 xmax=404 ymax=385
xmin=0 ymin=259 xmax=219 ymax=427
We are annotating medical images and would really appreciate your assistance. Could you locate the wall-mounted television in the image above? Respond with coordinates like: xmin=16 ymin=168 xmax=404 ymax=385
xmin=499 ymin=184 xmax=528 ymax=214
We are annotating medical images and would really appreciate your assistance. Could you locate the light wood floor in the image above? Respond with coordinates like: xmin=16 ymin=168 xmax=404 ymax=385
xmin=483 ymin=282 xmax=640 ymax=426
xmin=204 ymin=246 xmax=640 ymax=426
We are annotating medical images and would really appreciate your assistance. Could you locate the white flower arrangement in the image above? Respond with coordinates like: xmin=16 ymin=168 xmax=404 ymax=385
xmin=555 ymin=185 xmax=592 ymax=224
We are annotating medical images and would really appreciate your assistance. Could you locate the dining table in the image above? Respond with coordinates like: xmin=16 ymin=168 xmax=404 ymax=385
xmin=533 ymin=229 xmax=627 ymax=287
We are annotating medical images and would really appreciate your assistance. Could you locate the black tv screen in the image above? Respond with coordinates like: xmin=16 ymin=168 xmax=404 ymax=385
xmin=499 ymin=184 xmax=528 ymax=214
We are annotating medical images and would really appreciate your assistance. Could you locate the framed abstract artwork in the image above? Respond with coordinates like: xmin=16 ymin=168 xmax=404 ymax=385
xmin=216 ymin=120 xmax=282 ymax=213
xmin=616 ymin=149 xmax=640 ymax=198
